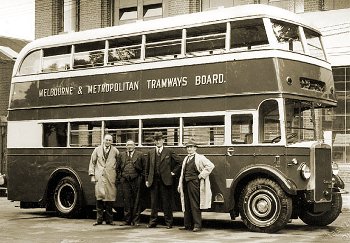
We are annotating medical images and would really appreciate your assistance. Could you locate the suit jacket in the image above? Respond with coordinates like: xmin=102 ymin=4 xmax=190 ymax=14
xmin=88 ymin=145 xmax=119 ymax=201
xmin=145 ymin=147 xmax=181 ymax=186
xmin=117 ymin=150 xmax=144 ymax=180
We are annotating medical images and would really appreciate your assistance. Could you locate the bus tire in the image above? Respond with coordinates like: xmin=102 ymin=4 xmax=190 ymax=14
xmin=239 ymin=178 xmax=292 ymax=233
xmin=299 ymin=194 xmax=342 ymax=226
xmin=53 ymin=176 xmax=83 ymax=218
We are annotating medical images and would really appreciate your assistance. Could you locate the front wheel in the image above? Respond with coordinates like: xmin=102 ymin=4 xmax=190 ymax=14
xmin=239 ymin=178 xmax=292 ymax=233
xmin=299 ymin=194 xmax=342 ymax=226
xmin=53 ymin=176 xmax=83 ymax=217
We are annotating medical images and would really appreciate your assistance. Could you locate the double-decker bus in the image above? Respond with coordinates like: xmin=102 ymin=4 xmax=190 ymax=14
xmin=6 ymin=4 xmax=345 ymax=233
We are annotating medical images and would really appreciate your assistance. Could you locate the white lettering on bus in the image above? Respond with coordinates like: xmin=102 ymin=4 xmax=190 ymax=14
xmin=38 ymin=86 xmax=74 ymax=97
xmin=87 ymin=81 xmax=139 ymax=94
xmin=146 ymin=76 xmax=188 ymax=89
xmin=195 ymin=73 xmax=225 ymax=86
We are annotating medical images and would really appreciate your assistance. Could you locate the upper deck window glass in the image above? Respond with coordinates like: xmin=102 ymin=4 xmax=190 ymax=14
xmin=18 ymin=50 xmax=41 ymax=75
xmin=230 ymin=19 xmax=269 ymax=50
xmin=183 ymin=116 xmax=224 ymax=145
xmin=186 ymin=23 xmax=226 ymax=55
xmin=304 ymin=28 xmax=326 ymax=60
xmin=105 ymin=120 xmax=139 ymax=146
xmin=146 ymin=30 xmax=182 ymax=59
xmin=142 ymin=118 xmax=180 ymax=146
xmin=271 ymin=19 xmax=303 ymax=54
xmin=108 ymin=36 xmax=142 ymax=64
xmin=73 ymin=41 xmax=105 ymax=69
xmin=42 ymin=46 xmax=71 ymax=73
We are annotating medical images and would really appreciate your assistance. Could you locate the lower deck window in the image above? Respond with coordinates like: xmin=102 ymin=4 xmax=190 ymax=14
xmin=183 ymin=116 xmax=224 ymax=145
xmin=105 ymin=120 xmax=139 ymax=145
xmin=43 ymin=123 xmax=68 ymax=147
xmin=232 ymin=114 xmax=253 ymax=144
xmin=70 ymin=121 xmax=102 ymax=147
xmin=142 ymin=118 xmax=179 ymax=146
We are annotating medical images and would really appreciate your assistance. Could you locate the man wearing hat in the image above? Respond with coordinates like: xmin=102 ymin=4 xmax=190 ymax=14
xmin=145 ymin=131 xmax=182 ymax=229
xmin=177 ymin=137 xmax=215 ymax=232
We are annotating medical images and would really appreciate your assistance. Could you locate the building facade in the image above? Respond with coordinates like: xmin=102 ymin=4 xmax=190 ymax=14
xmin=33 ymin=0 xmax=350 ymax=177
xmin=0 ymin=36 xmax=28 ymax=176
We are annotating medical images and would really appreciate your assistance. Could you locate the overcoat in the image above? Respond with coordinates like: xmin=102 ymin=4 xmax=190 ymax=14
xmin=88 ymin=145 xmax=119 ymax=201
xmin=177 ymin=153 xmax=215 ymax=211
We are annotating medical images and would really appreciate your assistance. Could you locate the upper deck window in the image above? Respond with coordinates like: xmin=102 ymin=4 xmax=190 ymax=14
xmin=42 ymin=46 xmax=71 ymax=72
xmin=73 ymin=41 xmax=105 ymax=69
xmin=108 ymin=36 xmax=142 ymax=65
xmin=271 ymin=19 xmax=303 ymax=54
xmin=18 ymin=50 xmax=41 ymax=75
xmin=304 ymin=28 xmax=326 ymax=60
xmin=186 ymin=23 xmax=226 ymax=55
xmin=146 ymin=30 xmax=182 ymax=60
xmin=231 ymin=19 xmax=269 ymax=51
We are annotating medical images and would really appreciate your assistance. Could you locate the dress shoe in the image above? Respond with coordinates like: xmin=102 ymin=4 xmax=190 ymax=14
xmin=178 ymin=226 xmax=191 ymax=231
xmin=106 ymin=222 xmax=116 ymax=226
xmin=192 ymin=227 xmax=201 ymax=232
xmin=93 ymin=222 xmax=102 ymax=226
xmin=147 ymin=224 xmax=156 ymax=228
xmin=134 ymin=223 xmax=140 ymax=227
xmin=166 ymin=225 xmax=173 ymax=229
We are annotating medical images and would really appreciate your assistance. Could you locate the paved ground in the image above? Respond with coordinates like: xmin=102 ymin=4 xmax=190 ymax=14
xmin=0 ymin=197 xmax=349 ymax=243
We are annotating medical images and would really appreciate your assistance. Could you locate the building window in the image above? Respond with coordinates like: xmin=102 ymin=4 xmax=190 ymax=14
xmin=119 ymin=7 xmax=138 ymax=22
xmin=143 ymin=3 xmax=163 ymax=20
xmin=60 ymin=0 xmax=80 ymax=33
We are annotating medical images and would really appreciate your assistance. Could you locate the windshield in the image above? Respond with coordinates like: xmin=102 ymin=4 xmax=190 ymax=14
xmin=285 ymin=99 xmax=316 ymax=144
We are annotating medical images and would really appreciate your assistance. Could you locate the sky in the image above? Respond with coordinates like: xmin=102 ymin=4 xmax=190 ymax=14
xmin=0 ymin=0 xmax=35 ymax=40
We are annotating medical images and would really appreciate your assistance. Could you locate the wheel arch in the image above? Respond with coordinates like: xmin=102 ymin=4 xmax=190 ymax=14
xmin=228 ymin=165 xmax=297 ymax=213
xmin=45 ymin=167 xmax=83 ymax=210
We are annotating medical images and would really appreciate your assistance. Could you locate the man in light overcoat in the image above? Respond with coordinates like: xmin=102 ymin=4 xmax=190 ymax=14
xmin=177 ymin=137 xmax=215 ymax=232
xmin=89 ymin=134 xmax=119 ymax=225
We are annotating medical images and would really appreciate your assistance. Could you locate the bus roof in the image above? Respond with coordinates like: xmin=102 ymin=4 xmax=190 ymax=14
xmin=18 ymin=4 xmax=318 ymax=58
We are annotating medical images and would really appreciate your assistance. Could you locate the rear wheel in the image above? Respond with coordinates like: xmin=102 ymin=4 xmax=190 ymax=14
xmin=299 ymin=194 xmax=342 ymax=226
xmin=239 ymin=178 xmax=292 ymax=233
xmin=53 ymin=176 xmax=83 ymax=217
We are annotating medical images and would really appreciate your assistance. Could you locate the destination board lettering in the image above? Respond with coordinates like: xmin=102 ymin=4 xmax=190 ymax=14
xmin=147 ymin=77 xmax=188 ymax=89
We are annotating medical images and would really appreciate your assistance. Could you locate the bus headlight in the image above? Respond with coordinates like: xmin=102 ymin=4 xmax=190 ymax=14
xmin=332 ymin=162 xmax=339 ymax=176
xmin=300 ymin=163 xmax=311 ymax=180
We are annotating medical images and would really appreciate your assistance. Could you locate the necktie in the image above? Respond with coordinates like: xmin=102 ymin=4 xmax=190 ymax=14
xmin=157 ymin=148 xmax=161 ymax=156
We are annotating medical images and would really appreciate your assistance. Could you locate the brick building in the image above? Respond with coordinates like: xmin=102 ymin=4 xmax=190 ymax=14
xmin=0 ymin=36 xmax=28 ymax=176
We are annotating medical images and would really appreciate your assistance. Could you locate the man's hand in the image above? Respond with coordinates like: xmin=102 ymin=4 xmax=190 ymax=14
xmin=171 ymin=172 xmax=175 ymax=176
xmin=90 ymin=175 xmax=96 ymax=183
xmin=145 ymin=181 xmax=150 ymax=188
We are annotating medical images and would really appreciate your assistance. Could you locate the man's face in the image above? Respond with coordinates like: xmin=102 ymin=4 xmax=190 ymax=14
xmin=186 ymin=145 xmax=197 ymax=155
xmin=155 ymin=138 xmax=164 ymax=148
xmin=104 ymin=135 xmax=113 ymax=147
xmin=126 ymin=140 xmax=136 ymax=152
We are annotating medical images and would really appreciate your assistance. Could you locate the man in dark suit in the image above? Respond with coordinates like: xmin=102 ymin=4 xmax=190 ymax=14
xmin=145 ymin=132 xmax=182 ymax=229
xmin=117 ymin=139 xmax=145 ymax=226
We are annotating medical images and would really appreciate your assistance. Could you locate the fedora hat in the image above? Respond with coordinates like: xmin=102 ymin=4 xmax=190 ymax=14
xmin=153 ymin=131 xmax=164 ymax=140
xmin=186 ymin=137 xmax=198 ymax=147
